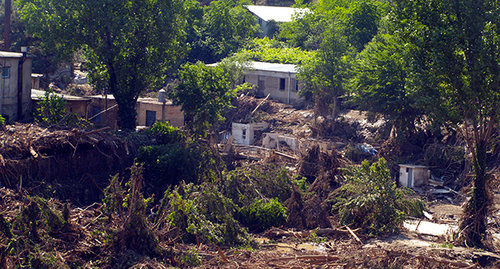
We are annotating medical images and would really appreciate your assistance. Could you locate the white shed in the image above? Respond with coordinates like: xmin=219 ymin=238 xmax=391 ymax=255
xmin=399 ymin=164 xmax=430 ymax=188
xmin=232 ymin=122 xmax=269 ymax=145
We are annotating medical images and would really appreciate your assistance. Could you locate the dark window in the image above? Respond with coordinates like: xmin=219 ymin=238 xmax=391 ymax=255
xmin=2 ymin=67 xmax=10 ymax=78
xmin=242 ymin=129 xmax=246 ymax=140
xmin=92 ymin=106 xmax=102 ymax=123
xmin=146 ymin=110 xmax=156 ymax=127
xmin=294 ymin=80 xmax=299 ymax=91
xmin=280 ymin=78 xmax=286 ymax=90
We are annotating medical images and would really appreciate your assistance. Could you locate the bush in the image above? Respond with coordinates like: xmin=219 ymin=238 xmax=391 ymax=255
xmin=239 ymin=198 xmax=288 ymax=232
xmin=331 ymin=158 xmax=425 ymax=236
xmin=145 ymin=121 xmax=185 ymax=144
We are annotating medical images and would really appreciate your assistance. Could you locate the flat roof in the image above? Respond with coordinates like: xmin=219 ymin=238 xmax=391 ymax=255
xmin=399 ymin=164 xmax=429 ymax=169
xmin=245 ymin=5 xmax=309 ymax=22
xmin=249 ymin=61 xmax=297 ymax=73
xmin=32 ymin=89 xmax=91 ymax=101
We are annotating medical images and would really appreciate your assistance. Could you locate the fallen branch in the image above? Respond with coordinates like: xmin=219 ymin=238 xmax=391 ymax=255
xmin=345 ymin=226 xmax=363 ymax=244
xmin=251 ymin=93 xmax=270 ymax=115
xmin=269 ymin=254 xmax=339 ymax=262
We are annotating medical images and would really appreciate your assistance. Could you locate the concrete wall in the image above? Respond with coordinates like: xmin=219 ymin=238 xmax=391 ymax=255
xmin=136 ymin=99 xmax=184 ymax=127
xmin=399 ymin=165 xmax=430 ymax=188
xmin=232 ymin=122 xmax=269 ymax=145
xmin=88 ymin=96 xmax=184 ymax=129
xmin=0 ymin=56 xmax=33 ymax=121
xmin=263 ymin=133 xmax=298 ymax=151
xmin=244 ymin=71 xmax=302 ymax=104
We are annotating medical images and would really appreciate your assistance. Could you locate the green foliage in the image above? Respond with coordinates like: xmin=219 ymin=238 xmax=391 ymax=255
xmin=161 ymin=182 xmax=251 ymax=246
xmin=170 ymin=62 xmax=236 ymax=137
xmin=331 ymin=158 xmax=425 ymax=236
xmin=35 ymin=90 xmax=67 ymax=125
xmin=239 ymin=198 xmax=288 ymax=232
xmin=0 ymin=115 xmax=5 ymax=129
xmin=238 ymin=37 xmax=315 ymax=64
xmin=278 ymin=9 xmax=328 ymax=50
xmin=145 ymin=121 xmax=185 ymax=144
xmin=297 ymin=23 xmax=354 ymax=118
xmin=181 ymin=247 xmax=202 ymax=266
xmin=101 ymin=165 xmax=159 ymax=256
xmin=185 ymin=0 xmax=258 ymax=63
xmin=394 ymin=0 xmax=500 ymax=248
xmin=349 ymin=33 xmax=424 ymax=138
xmin=18 ymin=0 xmax=186 ymax=130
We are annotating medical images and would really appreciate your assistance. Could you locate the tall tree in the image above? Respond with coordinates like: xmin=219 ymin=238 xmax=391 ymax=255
xmin=394 ymin=0 xmax=500 ymax=248
xmin=17 ymin=0 xmax=186 ymax=130
xmin=297 ymin=22 xmax=353 ymax=121
xmin=185 ymin=0 xmax=257 ymax=63
xmin=350 ymin=33 xmax=423 ymax=138
xmin=169 ymin=62 xmax=236 ymax=137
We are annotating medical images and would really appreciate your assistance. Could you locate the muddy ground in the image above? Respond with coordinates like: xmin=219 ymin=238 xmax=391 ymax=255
xmin=1 ymin=95 xmax=500 ymax=268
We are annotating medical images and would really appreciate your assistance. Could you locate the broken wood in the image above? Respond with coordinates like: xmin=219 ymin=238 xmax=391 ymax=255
xmin=216 ymin=246 xmax=229 ymax=263
xmin=269 ymin=254 xmax=339 ymax=262
xmin=345 ymin=226 xmax=363 ymax=244
xmin=274 ymin=151 xmax=298 ymax=160
xmin=251 ymin=93 xmax=270 ymax=115
xmin=83 ymin=126 xmax=111 ymax=136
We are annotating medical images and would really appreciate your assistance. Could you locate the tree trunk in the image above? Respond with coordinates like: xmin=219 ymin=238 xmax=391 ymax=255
xmin=458 ymin=139 xmax=489 ymax=249
xmin=4 ymin=0 xmax=11 ymax=51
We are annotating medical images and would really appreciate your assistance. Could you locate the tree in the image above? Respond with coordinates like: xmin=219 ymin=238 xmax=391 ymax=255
xmin=17 ymin=0 xmax=186 ymax=130
xmin=350 ymin=33 xmax=424 ymax=138
xmin=341 ymin=0 xmax=382 ymax=52
xmin=169 ymin=62 xmax=236 ymax=137
xmin=297 ymin=22 xmax=353 ymax=121
xmin=185 ymin=0 xmax=257 ymax=63
xmin=394 ymin=0 xmax=500 ymax=248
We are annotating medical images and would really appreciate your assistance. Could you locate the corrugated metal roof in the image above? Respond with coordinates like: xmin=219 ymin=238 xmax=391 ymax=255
xmin=244 ymin=5 xmax=309 ymax=22
xmin=249 ymin=61 xmax=297 ymax=73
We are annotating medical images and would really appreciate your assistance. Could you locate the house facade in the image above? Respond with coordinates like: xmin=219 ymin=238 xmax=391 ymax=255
xmin=245 ymin=5 xmax=308 ymax=37
xmin=88 ymin=94 xmax=184 ymax=129
xmin=244 ymin=61 xmax=304 ymax=105
xmin=0 ymin=51 xmax=33 ymax=122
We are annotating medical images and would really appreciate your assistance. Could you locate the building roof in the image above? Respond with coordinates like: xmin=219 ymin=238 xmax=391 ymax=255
xmin=32 ymin=89 xmax=91 ymax=102
xmin=244 ymin=5 xmax=308 ymax=22
xmin=399 ymin=164 xmax=429 ymax=169
xmin=0 ymin=51 xmax=35 ymax=58
xmin=249 ymin=61 xmax=297 ymax=73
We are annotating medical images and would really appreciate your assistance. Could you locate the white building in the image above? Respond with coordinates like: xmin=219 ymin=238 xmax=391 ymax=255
xmin=232 ymin=122 xmax=269 ymax=145
xmin=244 ymin=61 xmax=303 ymax=105
xmin=245 ymin=5 xmax=309 ymax=37
xmin=0 ymin=50 xmax=33 ymax=122
xmin=399 ymin=164 xmax=430 ymax=188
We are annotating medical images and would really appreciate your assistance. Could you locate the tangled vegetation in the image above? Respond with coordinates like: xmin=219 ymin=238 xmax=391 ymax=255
xmin=331 ymin=158 xmax=425 ymax=236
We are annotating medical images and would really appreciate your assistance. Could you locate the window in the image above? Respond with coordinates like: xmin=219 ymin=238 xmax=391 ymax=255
xmin=294 ymin=80 xmax=299 ymax=92
xmin=2 ymin=67 xmax=10 ymax=78
xmin=242 ymin=129 xmax=246 ymax=140
xmin=146 ymin=110 xmax=156 ymax=127
xmin=279 ymin=78 xmax=286 ymax=90
xmin=92 ymin=106 xmax=102 ymax=123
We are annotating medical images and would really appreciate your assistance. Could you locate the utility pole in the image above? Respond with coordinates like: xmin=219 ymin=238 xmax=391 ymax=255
xmin=4 ymin=0 xmax=11 ymax=51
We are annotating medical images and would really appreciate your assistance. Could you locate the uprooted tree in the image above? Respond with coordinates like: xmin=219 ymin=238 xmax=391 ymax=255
xmin=394 ymin=0 xmax=500 ymax=248
xmin=17 ymin=0 xmax=186 ymax=130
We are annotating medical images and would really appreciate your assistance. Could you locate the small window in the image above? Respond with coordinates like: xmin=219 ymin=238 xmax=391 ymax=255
xmin=294 ymin=80 xmax=299 ymax=92
xmin=406 ymin=168 xmax=409 ymax=173
xmin=92 ymin=106 xmax=102 ymax=123
xmin=2 ymin=67 xmax=10 ymax=78
xmin=242 ymin=129 xmax=246 ymax=140
xmin=146 ymin=110 xmax=156 ymax=127
xmin=279 ymin=78 xmax=286 ymax=90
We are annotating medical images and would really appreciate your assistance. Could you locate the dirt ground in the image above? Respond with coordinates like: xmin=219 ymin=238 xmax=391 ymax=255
xmin=2 ymin=96 xmax=500 ymax=268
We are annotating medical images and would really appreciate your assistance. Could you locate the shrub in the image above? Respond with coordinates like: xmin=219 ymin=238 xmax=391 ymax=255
xmin=331 ymin=158 xmax=425 ymax=236
xmin=145 ymin=121 xmax=185 ymax=144
xmin=239 ymin=198 xmax=288 ymax=232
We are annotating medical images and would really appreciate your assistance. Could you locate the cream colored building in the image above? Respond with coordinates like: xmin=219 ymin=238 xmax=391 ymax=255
xmin=399 ymin=164 xmax=430 ymax=188
xmin=0 ymin=51 xmax=33 ymax=122
xmin=243 ymin=61 xmax=304 ymax=105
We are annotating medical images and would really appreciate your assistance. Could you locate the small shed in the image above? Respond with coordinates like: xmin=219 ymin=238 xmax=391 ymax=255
xmin=232 ymin=122 xmax=269 ymax=145
xmin=399 ymin=164 xmax=430 ymax=188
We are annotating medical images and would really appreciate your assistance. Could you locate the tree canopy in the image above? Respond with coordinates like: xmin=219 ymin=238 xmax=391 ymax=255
xmin=394 ymin=0 xmax=500 ymax=248
xmin=17 ymin=0 xmax=186 ymax=130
